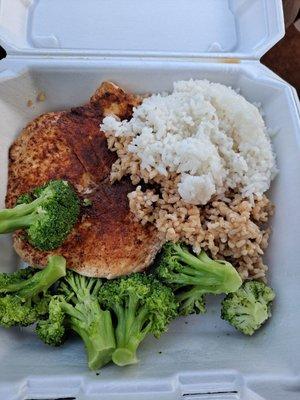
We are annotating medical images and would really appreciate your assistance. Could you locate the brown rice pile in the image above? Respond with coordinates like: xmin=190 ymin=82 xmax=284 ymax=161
xmin=105 ymin=131 xmax=274 ymax=282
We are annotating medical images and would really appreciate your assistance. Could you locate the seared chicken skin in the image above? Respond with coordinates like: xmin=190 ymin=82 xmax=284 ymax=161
xmin=6 ymin=82 xmax=162 ymax=278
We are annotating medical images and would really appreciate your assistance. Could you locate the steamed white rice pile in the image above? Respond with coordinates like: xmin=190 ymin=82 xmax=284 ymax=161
xmin=101 ymin=79 xmax=277 ymax=205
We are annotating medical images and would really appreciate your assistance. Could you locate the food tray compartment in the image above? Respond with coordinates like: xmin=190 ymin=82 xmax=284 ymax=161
xmin=0 ymin=59 xmax=299 ymax=400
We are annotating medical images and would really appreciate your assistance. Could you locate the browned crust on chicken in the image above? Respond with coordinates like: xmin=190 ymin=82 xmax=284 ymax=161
xmin=6 ymin=82 xmax=162 ymax=278
xmin=90 ymin=81 xmax=141 ymax=118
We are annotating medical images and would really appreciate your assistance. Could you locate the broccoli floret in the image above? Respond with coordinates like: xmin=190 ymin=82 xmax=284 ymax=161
xmin=0 ymin=295 xmax=50 ymax=328
xmin=154 ymin=243 xmax=242 ymax=316
xmin=98 ymin=274 xmax=178 ymax=367
xmin=175 ymin=286 xmax=206 ymax=316
xmin=36 ymin=272 xmax=116 ymax=370
xmin=0 ymin=180 xmax=80 ymax=250
xmin=36 ymin=295 xmax=66 ymax=346
xmin=0 ymin=255 xmax=66 ymax=327
xmin=221 ymin=280 xmax=275 ymax=335
xmin=16 ymin=193 xmax=33 ymax=205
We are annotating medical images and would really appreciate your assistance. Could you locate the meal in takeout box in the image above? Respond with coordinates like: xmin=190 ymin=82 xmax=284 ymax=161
xmin=0 ymin=79 xmax=276 ymax=370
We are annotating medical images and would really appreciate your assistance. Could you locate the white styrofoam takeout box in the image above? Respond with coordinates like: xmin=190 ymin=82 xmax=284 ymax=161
xmin=0 ymin=0 xmax=300 ymax=399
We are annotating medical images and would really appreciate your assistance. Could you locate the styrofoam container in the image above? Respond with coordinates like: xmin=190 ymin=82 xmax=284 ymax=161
xmin=0 ymin=1 xmax=300 ymax=399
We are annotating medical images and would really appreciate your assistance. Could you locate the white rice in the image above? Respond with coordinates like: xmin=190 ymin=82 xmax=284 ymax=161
xmin=101 ymin=79 xmax=277 ymax=205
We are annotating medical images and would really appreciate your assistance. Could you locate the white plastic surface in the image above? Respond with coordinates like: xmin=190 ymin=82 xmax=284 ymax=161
xmin=0 ymin=58 xmax=299 ymax=400
xmin=0 ymin=0 xmax=284 ymax=58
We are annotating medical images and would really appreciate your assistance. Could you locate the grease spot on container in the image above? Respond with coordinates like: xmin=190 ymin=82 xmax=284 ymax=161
xmin=219 ymin=58 xmax=240 ymax=63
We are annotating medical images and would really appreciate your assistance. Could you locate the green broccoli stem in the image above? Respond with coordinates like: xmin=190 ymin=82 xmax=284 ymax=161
xmin=176 ymin=286 xmax=205 ymax=302
xmin=78 ymin=311 xmax=115 ymax=370
xmin=175 ymin=245 xmax=227 ymax=276
xmin=62 ymin=298 xmax=115 ymax=370
xmin=0 ymin=194 xmax=47 ymax=222
xmin=0 ymin=255 xmax=66 ymax=299
xmin=112 ymin=297 xmax=150 ymax=367
xmin=0 ymin=213 xmax=38 ymax=233
xmin=173 ymin=245 xmax=242 ymax=293
xmin=0 ymin=192 xmax=50 ymax=233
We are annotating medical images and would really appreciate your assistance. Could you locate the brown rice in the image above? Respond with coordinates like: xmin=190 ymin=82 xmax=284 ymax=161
xmin=105 ymin=130 xmax=274 ymax=281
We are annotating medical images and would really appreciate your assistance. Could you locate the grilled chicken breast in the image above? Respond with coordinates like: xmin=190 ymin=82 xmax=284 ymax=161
xmin=6 ymin=82 xmax=162 ymax=278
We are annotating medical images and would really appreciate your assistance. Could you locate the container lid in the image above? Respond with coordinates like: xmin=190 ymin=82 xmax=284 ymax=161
xmin=0 ymin=0 xmax=284 ymax=59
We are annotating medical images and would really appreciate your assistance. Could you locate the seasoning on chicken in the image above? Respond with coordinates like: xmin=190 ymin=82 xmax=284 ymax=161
xmin=6 ymin=82 xmax=163 ymax=278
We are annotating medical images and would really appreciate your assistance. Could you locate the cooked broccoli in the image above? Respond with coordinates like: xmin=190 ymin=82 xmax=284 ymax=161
xmin=35 ymin=295 xmax=66 ymax=346
xmin=0 ymin=180 xmax=80 ymax=250
xmin=154 ymin=243 xmax=242 ymax=316
xmin=98 ymin=274 xmax=178 ymax=367
xmin=221 ymin=280 xmax=275 ymax=335
xmin=16 ymin=193 xmax=33 ymax=205
xmin=36 ymin=272 xmax=116 ymax=370
xmin=0 ymin=255 xmax=66 ymax=327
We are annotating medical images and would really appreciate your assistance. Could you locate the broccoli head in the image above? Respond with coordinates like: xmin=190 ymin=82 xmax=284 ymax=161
xmin=35 ymin=295 xmax=66 ymax=346
xmin=0 ymin=255 xmax=66 ymax=327
xmin=98 ymin=273 xmax=178 ymax=367
xmin=155 ymin=243 xmax=242 ymax=316
xmin=0 ymin=180 xmax=80 ymax=250
xmin=221 ymin=280 xmax=275 ymax=335
xmin=36 ymin=271 xmax=116 ymax=370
